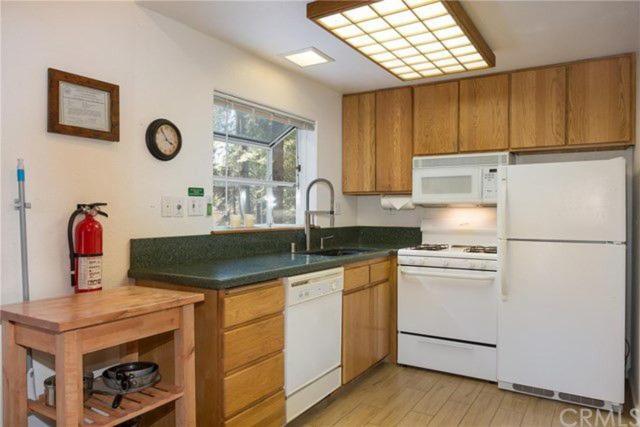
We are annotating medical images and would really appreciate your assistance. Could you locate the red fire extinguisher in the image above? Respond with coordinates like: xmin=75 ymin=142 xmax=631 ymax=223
xmin=67 ymin=203 xmax=108 ymax=293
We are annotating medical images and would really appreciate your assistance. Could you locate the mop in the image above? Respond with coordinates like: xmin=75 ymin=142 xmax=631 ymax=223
xmin=15 ymin=158 xmax=37 ymax=398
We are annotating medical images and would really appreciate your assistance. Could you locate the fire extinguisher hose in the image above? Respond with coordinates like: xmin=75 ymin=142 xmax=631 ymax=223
xmin=67 ymin=207 xmax=84 ymax=287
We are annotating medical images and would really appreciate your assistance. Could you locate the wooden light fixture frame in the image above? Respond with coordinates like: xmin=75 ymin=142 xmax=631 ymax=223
xmin=307 ymin=0 xmax=495 ymax=80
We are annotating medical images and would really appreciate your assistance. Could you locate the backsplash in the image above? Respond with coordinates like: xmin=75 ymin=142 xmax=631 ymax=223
xmin=130 ymin=226 xmax=421 ymax=269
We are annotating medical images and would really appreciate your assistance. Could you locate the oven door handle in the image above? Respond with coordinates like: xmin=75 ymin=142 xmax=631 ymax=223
xmin=399 ymin=267 xmax=495 ymax=282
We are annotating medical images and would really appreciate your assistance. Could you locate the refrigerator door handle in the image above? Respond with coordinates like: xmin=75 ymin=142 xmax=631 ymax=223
xmin=499 ymin=239 xmax=508 ymax=301
xmin=497 ymin=166 xmax=507 ymax=239
xmin=498 ymin=166 xmax=508 ymax=301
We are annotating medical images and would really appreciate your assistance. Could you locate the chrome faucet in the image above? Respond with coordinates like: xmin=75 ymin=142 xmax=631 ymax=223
xmin=305 ymin=178 xmax=335 ymax=251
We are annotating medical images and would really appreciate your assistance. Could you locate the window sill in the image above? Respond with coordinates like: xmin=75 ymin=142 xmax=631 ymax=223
xmin=210 ymin=226 xmax=306 ymax=235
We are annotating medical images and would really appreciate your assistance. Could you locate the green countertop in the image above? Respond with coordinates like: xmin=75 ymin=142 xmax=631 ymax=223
xmin=128 ymin=226 xmax=421 ymax=290
xmin=128 ymin=245 xmax=400 ymax=289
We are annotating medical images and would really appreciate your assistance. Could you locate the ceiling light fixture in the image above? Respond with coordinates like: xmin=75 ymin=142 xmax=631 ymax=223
xmin=307 ymin=0 xmax=494 ymax=81
xmin=283 ymin=47 xmax=334 ymax=67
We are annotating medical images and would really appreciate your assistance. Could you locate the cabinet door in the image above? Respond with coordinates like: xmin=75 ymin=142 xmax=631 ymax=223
xmin=510 ymin=66 xmax=566 ymax=149
xmin=376 ymin=88 xmax=413 ymax=193
xmin=342 ymin=93 xmax=376 ymax=193
xmin=413 ymin=82 xmax=459 ymax=155
xmin=371 ymin=281 xmax=390 ymax=363
xmin=342 ymin=288 xmax=373 ymax=384
xmin=459 ymin=74 xmax=509 ymax=152
xmin=567 ymin=56 xmax=633 ymax=145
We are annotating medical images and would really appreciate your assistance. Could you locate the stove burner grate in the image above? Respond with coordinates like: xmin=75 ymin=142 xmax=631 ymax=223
xmin=411 ymin=244 xmax=449 ymax=251
xmin=466 ymin=245 xmax=497 ymax=254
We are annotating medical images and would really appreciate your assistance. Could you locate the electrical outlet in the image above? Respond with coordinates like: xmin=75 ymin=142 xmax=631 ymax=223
xmin=174 ymin=197 xmax=185 ymax=217
xmin=161 ymin=196 xmax=173 ymax=217
xmin=187 ymin=197 xmax=205 ymax=216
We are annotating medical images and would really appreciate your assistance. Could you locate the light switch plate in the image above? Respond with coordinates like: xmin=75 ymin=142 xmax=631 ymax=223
xmin=161 ymin=196 xmax=173 ymax=217
xmin=187 ymin=197 xmax=205 ymax=216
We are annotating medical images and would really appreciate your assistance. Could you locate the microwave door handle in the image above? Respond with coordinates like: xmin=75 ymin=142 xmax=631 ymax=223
xmin=399 ymin=267 xmax=495 ymax=282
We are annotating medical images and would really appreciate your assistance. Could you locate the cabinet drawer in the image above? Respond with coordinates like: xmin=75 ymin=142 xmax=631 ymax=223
xmin=370 ymin=261 xmax=390 ymax=283
xmin=223 ymin=314 xmax=284 ymax=373
xmin=222 ymin=281 xmax=284 ymax=328
xmin=224 ymin=390 xmax=285 ymax=427
xmin=223 ymin=352 xmax=284 ymax=417
xmin=344 ymin=265 xmax=370 ymax=292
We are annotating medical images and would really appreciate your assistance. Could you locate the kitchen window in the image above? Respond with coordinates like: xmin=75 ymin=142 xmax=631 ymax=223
xmin=213 ymin=92 xmax=315 ymax=228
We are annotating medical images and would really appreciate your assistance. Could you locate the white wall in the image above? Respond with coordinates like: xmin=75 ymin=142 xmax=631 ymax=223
xmin=1 ymin=3 xmax=355 ymax=422
xmin=1 ymin=1 xmax=354 ymax=307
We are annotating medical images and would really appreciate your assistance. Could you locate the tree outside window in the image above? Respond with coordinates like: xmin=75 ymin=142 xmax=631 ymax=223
xmin=213 ymin=94 xmax=307 ymax=228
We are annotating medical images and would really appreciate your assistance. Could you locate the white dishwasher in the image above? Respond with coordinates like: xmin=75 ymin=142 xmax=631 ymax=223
xmin=284 ymin=267 xmax=343 ymax=423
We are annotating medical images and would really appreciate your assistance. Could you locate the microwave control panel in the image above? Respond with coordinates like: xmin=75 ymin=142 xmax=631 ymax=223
xmin=481 ymin=168 xmax=498 ymax=201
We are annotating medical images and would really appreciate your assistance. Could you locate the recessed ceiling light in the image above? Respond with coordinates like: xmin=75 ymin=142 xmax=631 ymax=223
xmin=283 ymin=47 xmax=334 ymax=67
xmin=307 ymin=0 xmax=494 ymax=80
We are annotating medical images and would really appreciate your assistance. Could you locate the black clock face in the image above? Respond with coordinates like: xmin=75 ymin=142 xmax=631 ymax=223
xmin=146 ymin=119 xmax=182 ymax=161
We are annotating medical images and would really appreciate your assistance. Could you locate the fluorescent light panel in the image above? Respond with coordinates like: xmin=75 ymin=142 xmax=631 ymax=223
xmin=284 ymin=47 xmax=334 ymax=67
xmin=312 ymin=0 xmax=492 ymax=80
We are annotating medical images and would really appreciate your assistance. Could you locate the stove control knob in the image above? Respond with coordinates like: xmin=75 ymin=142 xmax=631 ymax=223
xmin=468 ymin=261 xmax=478 ymax=269
xmin=442 ymin=260 xmax=449 ymax=267
xmin=479 ymin=262 xmax=487 ymax=270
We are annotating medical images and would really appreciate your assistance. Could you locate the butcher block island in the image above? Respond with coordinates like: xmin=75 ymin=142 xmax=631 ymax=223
xmin=1 ymin=286 xmax=203 ymax=426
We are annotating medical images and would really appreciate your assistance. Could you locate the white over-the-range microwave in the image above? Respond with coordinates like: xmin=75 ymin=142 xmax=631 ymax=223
xmin=412 ymin=152 xmax=513 ymax=206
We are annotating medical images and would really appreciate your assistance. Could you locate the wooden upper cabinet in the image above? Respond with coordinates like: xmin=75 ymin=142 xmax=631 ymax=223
xmin=510 ymin=66 xmax=567 ymax=149
xmin=567 ymin=56 xmax=633 ymax=145
xmin=459 ymin=74 xmax=509 ymax=152
xmin=375 ymin=87 xmax=413 ymax=193
xmin=342 ymin=93 xmax=376 ymax=193
xmin=413 ymin=82 xmax=459 ymax=155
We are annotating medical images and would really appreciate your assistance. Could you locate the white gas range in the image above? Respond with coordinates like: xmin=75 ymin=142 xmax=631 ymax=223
xmin=397 ymin=241 xmax=498 ymax=381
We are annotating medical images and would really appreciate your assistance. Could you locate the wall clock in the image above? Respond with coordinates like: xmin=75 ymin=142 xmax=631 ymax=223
xmin=146 ymin=119 xmax=182 ymax=161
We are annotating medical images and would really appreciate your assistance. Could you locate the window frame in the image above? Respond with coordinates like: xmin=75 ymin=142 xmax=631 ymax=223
xmin=212 ymin=128 xmax=301 ymax=228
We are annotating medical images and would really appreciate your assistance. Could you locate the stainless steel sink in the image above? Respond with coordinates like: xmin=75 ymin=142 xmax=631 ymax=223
xmin=299 ymin=248 xmax=374 ymax=257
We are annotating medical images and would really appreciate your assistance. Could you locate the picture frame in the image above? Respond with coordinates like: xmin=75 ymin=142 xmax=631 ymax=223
xmin=47 ymin=68 xmax=119 ymax=141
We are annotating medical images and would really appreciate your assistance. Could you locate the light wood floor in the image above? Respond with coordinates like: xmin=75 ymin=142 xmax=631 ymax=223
xmin=291 ymin=363 xmax=636 ymax=427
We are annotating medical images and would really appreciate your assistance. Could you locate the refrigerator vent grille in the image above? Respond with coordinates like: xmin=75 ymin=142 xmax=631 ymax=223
xmin=513 ymin=383 xmax=555 ymax=398
xmin=413 ymin=154 xmax=509 ymax=169
xmin=558 ymin=392 xmax=605 ymax=408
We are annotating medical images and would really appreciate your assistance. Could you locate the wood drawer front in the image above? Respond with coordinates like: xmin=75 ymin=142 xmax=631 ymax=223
xmin=344 ymin=265 xmax=370 ymax=292
xmin=370 ymin=261 xmax=390 ymax=284
xmin=223 ymin=352 xmax=284 ymax=418
xmin=222 ymin=281 xmax=284 ymax=328
xmin=224 ymin=390 xmax=285 ymax=427
xmin=223 ymin=314 xmax=284 ymax=373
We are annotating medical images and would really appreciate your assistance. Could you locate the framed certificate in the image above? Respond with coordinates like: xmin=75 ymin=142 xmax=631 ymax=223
xmin=48 ymin=68 xmax=119 ymax=141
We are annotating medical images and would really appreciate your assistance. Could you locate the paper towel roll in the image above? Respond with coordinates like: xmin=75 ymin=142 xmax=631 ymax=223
xmin=381 ymin=195 xmax=415 ymax=210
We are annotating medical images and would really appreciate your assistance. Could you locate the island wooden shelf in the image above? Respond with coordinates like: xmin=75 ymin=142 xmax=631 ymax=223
xmin=28 ymin=382 xmax=183 ymax=426
xmin=1 ymin=286 xmax=204 ymax=426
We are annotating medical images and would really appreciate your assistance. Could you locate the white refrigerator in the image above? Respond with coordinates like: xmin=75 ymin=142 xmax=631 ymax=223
xmin=497 ymin=157 xmax=626 ymax=411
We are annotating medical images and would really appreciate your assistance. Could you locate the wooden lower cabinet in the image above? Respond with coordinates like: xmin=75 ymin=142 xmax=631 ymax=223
xmin=342 ymin=259 xmax=391 ymax=384
xmin=137 ymin=279 xmax=285 ymax=427
xmin=372 ymin=281 xmax=390 ymax=362
xmin=342 ymin=286 xmax=373 ymax=383
xmin=224 ymin=391 xmax=285 ymax=427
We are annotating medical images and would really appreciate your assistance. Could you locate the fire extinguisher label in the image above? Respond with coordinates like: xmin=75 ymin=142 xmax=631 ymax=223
xmin=77 ymin=256 xmax=102 ymax=290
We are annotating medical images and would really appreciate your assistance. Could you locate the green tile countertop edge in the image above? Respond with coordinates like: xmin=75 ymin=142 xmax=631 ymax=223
xmin=128 ymin=247 xmax=399 ymax=290
xmin=128 ymin=226 xmax=420 ymax=290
